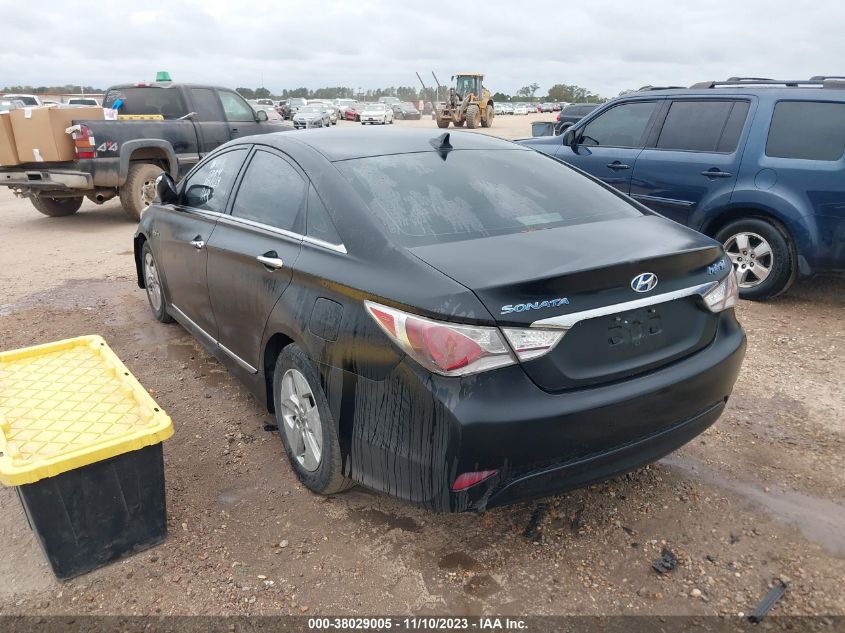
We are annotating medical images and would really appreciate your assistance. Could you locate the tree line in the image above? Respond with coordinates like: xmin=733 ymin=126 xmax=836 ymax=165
xmin=237 ymin=82 xmax=606 ymax=103
xmin=4 ymin=82 xmax=607 ymax=104
xmin=1 ymin=84 xmax=105 ymax=94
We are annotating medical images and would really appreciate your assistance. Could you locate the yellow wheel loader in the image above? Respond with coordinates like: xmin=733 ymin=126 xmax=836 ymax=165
xmin=434 ymin=73 xmax=494 ymax=129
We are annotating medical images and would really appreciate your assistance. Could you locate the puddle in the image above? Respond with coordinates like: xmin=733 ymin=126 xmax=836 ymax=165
xmin=348 ymin=508 xmax=422 ymax=533
xmin=663 ymin=455 xmax=845 ymax=557
xmin=464 ymin=574 xmax=500 ymax=599
xmin=438 ymin=551 xmax=480 ymax=572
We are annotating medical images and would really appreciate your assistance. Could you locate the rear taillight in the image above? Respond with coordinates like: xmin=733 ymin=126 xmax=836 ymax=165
xmin=452 ymin=470 xmax=498 ymax=491
xmin=500 ymin=328 xmax=565 ymax=361
xmin=365 ymin=301 xmax=515 ymax=376
xmin=365 ymin=301 xmax=566 ymax=376
xmin=703 ymin=273 xmax=739 ymax=312
xmin=68 ymin=123 xmax=96 ymax=159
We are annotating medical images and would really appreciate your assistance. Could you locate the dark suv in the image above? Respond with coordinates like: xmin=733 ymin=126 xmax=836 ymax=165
xmin=520 ymin=77 xmax=845 ymax=299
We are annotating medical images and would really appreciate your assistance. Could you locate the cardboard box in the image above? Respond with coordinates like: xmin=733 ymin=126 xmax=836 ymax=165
xmin=0 ymin=112 xmax=20 ymax=166
xmin=10 ymin=106 xmax=103 ymax=163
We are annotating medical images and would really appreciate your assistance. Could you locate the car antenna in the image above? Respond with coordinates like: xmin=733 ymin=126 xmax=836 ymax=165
xmin=430 ymin=132 xmax=453 ymax=159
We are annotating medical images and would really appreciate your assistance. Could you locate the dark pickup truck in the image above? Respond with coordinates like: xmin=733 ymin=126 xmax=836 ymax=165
xmin=0 ymin=82 xmax=290 ymax=220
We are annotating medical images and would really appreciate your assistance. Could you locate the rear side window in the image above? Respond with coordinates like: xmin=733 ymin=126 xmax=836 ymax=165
xmin=190 ymin=88 xmax=225 ymax=121
xmin=656 ymin=100 xmax=750 ymax=152
xmin=579 ymin=101 xmax=657 ymax=148
xmin=102 ymin=88 xmax=186 ymax=119
xmin=182 ymin=148 xmax=247 ymax=213
xmin=766 ymin=101 xmax=845 ymax=160
xmin=231 ymin=150 xmax=307 ymax=231
xmin=306 ymin=186 xmax=342 ymax=246
xmin=337 ymin=149 xmax=641 ymax=248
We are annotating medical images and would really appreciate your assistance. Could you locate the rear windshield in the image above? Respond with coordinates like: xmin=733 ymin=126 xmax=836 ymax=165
xmin=8 ymin=95 xmax=39 ymax=106
xmin=103 ymin=88 xmax=186 ymax=119
xmin=337 ymin=149 xmax=641 ymax=247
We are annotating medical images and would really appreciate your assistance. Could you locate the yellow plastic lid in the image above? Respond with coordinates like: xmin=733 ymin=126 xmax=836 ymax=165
xmin=0 ymin=335 xmax=173 ymax=486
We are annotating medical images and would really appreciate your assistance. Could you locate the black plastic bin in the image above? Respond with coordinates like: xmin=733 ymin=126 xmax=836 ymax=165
xmin=16 ymin=443 xmax=167 ymax=580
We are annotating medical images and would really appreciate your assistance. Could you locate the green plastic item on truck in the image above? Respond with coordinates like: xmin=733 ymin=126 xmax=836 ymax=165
xmin=0 ymin=335 xmax=173 ymax=486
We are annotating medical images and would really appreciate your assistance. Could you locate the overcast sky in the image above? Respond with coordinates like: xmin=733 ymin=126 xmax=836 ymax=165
xmin=2 ymin=0 xmax=843 ymax=97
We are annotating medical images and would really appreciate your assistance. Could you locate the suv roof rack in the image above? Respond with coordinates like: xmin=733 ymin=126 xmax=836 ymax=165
xmin=638 ymin=85 xmax=686 ymax=91
xmin=691 ymin=77 xmax=845 ymax=90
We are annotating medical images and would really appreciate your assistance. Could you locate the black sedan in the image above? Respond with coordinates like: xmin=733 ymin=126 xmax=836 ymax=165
xmin=392 ymin=102 xmax=421 ymax=120
xmin=135 ymin=128 xmax=746 ymax=512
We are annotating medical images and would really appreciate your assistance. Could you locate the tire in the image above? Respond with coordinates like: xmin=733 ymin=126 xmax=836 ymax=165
xmin=120 ymin=162 xmax=164 ymax=222
xmin=140 ymin=241 xmax=173 ymax=323
xmin=715 ymin=217 xmax=795 ymax=300
xmin=481 ymin=105 xmax=494 ymax=128
xmin=465 ymin=104 xmax=481 ymax=129
xmin=436 ymin=119 xmax=450 ymax=129
xmin=453 ymin=119 xmax=465 ymax=128
xmin=273 ymin=344 xmax=353 ymax=495
xmin=30 ymin=196 xmax=83 ymax=217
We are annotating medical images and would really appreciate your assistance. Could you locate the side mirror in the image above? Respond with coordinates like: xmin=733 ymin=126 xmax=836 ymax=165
xmin=256 ymin=109 xmax=269 ymax=122
xmin=155 ymin=173 xmax=178 ymax=205
xmin=562 ymin=127 xmax=578 ymax=146
xmin=184 ymin=184 xmax=214 ymax=208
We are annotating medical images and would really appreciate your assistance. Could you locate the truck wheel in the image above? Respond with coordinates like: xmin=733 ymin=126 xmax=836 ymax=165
xmin=273 ymin=344 xmax=354 ymax=496
xmin=715 ymin=218 xmax=795 ymax=301
xmin=465 ymin=104 xmax=481 ymax=129
xmin=120 ymin=163 xmax=164 ymax=222
xmin=30 ymin=196 xmax=83 ymax=217
xmin=436 ymin=119 xmax=450 ymax=129
xmin=453 ymin=119 xmax=465 ymax=128
xmin=481 ymin=105 xmax=494 ymax=128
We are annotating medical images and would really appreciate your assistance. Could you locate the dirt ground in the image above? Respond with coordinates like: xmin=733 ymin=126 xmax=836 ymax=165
xmin=0 ymin=114 xmax=843 ymax=618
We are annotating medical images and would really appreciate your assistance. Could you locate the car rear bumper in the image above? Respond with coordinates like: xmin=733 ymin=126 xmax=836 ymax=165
xmin=339 ymin=310 xmax=746 ymax=512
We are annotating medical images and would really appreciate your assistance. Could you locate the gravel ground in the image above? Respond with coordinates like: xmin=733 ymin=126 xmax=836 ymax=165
xmin=0 ymin=115 xmax=843 ymax=617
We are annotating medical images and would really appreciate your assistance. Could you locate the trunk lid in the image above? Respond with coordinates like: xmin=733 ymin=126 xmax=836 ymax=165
xmin=409 ymin=215 xmax=725 ymax=391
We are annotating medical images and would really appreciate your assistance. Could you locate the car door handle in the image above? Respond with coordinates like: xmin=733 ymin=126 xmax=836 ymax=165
xmin=606 ymin=161 xmax=631 ymax=170
xmin=189 ymin=238 xmax=205 ymax=250
xmin=256 ymin=254 xmax=284 ymax=270
xmin=701 ymin=168 xmax=732 ymax=178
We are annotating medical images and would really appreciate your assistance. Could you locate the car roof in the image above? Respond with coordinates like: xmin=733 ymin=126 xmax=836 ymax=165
xmin=249 ymin=128 xmax=527 ymax=161
xmin=624 ymin=82 xmax=845 ymax=102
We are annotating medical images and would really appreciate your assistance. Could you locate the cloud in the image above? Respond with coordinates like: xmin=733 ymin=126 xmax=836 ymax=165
xmin=1 ymin=0 xmax=843 ymax=97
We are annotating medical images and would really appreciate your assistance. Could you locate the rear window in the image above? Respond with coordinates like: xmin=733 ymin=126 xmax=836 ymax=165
xmin=766 ymin=101 xmax=845 ymax=161
xmin=102 ymin=87 xmax=186 ymax=119
xmin=656 ymin=100 xmax=750 ymax=152
xmin=337 ymin=149 xmax=641 ymax=247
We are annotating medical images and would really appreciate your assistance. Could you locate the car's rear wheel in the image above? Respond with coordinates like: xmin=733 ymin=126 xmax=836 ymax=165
xmin=273 ymin=344 xmax=353 ymax=495
xmin=121 ymin=162 xmax=164 ymax=222
xmin=141 ymin=241 xmax=173 ymax=323
xmin=30 ymin=195 xmax=83 ymax=217
xmin=715 ymin=218 xmax=795 ymax=300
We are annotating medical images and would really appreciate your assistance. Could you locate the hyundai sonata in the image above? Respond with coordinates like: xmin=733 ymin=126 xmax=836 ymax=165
xmin=135 ymin=128 xmax=746 ymax=512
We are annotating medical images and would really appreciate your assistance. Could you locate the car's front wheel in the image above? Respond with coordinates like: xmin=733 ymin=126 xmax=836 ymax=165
xmin=273 ymin=344 xmax=353 ymax=495
xmin=715 ymin=217 xmax=795 ymax=300
xmin=141 ymin=241 xmax=173 ymax=323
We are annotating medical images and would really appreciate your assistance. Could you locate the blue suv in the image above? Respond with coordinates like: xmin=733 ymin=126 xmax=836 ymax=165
xmin=519 ymin=77 xmax=845 ymax=299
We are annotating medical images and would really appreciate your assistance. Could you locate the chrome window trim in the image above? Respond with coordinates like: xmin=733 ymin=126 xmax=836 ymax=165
xmin=216 ymin=213 xmax=347 ymax=253
xmin=530 ymin=281 xmax=718 ymax=330
xmin=302 ymin=235 xmax=347 ymax=254
xmin=216 ymin=214 xmax=304 ymax=242
xmin=171 ymin=305 xmax=258 ymax=374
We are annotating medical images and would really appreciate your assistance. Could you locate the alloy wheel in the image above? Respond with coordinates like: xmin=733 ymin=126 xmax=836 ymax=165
xmin=144 ymin=251 xmax=163 ymax=311
xmin=280 ymin=368 xmax=323 ymax=472
xmin=723 ymin=231 xmax=773 ymax=288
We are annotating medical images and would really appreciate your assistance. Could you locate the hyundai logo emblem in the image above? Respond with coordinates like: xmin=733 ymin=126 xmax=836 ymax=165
xmin=631 ymin=272 xmax=658 ymax=293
